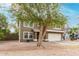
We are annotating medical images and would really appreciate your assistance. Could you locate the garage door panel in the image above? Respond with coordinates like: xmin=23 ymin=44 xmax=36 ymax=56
xmin=48 ymin=33 xmax=61 ymax=41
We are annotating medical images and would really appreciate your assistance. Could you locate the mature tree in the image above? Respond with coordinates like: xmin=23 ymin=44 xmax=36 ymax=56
xmin=0 ymin=13 xmax=9 ymax=40
xmin=11 ymin=3 xmax=67 ymax=47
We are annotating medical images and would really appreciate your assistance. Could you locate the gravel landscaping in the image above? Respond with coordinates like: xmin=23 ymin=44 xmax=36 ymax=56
xmin=0 ymin=40 xmax=79 ymax=56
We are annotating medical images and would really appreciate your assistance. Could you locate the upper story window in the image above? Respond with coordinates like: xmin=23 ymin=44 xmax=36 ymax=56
xmin=53 ymin=24 xmax=62 ymax=30
xmin=48 ymin=25 xmax=62 ymax=30
xmin=23 ymin=22 xmax=34 ymax=28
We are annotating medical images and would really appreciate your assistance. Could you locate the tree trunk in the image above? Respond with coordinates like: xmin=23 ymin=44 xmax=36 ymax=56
xmin=37 ymin=26 xmax=43 ymax=47
xmin=42 ymin=26 xmax=47 ymax=41
xmin=37 ymin=26 xmax=47 ymax=47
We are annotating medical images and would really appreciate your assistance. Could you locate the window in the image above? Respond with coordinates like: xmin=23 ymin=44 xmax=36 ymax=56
xmin=29 ymin=33 xmax=33 ymax=38
xmin=23 ymin=32 xmax=33 ymax=40
xmin=24 ymin=32 xmax=28 ymax=39
xmin=23 ymin=22 xmax=34 ymax=28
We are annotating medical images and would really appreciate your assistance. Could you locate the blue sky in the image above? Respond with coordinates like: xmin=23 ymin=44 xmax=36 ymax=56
xmin=61 ymin=3 xmax=79 ymax=27
xmin=0 ymin=3 xmax=79 ymax=28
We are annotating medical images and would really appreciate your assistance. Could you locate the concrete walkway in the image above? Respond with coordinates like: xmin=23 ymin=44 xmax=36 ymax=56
xmin=56 ymin=40 xmax=79 ymax=46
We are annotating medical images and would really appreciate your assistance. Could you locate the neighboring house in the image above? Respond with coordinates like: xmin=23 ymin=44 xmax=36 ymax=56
xmin=19 ymin=21 xmax=64 ymax=42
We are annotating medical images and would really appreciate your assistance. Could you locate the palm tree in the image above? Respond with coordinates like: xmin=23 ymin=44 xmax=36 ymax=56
xmin=68 ymin=26 xmax=78 ymax=40
xmin=11 ymin=3 xmax=67 ymax=47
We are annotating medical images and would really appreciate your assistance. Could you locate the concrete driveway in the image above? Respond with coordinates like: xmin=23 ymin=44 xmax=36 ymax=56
xmin=56 ymin=40 xmax=79 ymax=46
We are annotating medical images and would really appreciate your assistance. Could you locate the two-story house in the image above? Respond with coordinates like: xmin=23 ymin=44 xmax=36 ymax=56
xmin=19 ymin=21 xmax=64 ymax=42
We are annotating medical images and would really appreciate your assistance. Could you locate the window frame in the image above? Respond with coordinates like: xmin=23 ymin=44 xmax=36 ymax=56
xmin=23 ymin=31 xmax=33 ymax=40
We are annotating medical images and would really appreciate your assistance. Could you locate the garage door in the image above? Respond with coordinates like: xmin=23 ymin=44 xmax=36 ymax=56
xmin=48 ymin=33 xmax=61 ymax=41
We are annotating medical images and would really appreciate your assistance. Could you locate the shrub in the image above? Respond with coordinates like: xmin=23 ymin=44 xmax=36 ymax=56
xmin=0 ymin=29 xmax=5 ymax=40
xmin=4 ymin=33 xmax=18 ymax=41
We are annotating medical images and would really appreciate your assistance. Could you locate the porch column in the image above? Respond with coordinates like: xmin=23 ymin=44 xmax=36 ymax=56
xmin=19 ymin=21 xmax=23 ymax=42
xmin=19 ymin=21 xmax=21 ymax=43
xmin=34 ymin=32 xmax=37 ymax=41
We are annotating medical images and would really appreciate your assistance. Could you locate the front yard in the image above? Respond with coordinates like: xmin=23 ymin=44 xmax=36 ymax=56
xmin=0 ymin=40 xmax=79 ymax=55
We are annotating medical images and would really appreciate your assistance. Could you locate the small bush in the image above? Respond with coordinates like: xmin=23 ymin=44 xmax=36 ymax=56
xmin=4 ymin=33 xmax=19 ymax=41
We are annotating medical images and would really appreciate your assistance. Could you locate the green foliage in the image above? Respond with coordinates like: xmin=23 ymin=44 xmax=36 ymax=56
xmin=0 ymin=13 xmax=8 ymax=40
xmin=69 ymin=27 xmax=78 ymax=34
xmin=0 ymin=29 xmax=5 ymax=40
xmin=0 ymin=28 xmax=10 ymax=40
xmin=68 ymin=27 xmax=78 ymax=40
xmin=0 ymin=13 xmax=7 ymax=28
xmin=11 ymin=3 xmax=67 ymax=28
